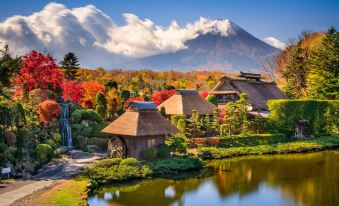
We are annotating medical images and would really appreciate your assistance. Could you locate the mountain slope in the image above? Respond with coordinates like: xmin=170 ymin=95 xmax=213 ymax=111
xmin=119 ymin=20 xmax=281 ymax=72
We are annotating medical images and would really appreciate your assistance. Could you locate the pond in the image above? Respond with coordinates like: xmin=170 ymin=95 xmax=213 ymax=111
xmin=88 ymin=151 xmax=339 ymax=206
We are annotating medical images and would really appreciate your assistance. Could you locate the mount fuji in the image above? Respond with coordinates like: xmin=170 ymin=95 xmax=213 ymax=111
xmin=119 ymin=19 xmax=281 ymax=72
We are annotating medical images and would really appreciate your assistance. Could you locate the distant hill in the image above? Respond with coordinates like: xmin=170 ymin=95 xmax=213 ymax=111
xmin=119 ymin=20 xmax=281 ymax=72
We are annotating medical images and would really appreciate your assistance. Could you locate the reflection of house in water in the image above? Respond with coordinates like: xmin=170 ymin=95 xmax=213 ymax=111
xmin=210 ymin=72 xmax=286 ymax=110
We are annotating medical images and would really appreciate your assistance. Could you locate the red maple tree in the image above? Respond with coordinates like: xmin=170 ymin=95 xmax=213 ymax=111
xmin=151 ymin=89 xmax=176 ymax=106
xmin=199 ymin=91 xmax=209 ymax=99
xmin=15 ymin=51 xmax=64 ymax=94
xmin=61 ymin=81 xmax=83 ymax=104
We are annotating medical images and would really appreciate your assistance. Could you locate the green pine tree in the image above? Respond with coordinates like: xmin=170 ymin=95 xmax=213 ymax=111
xmin=307 ymin=27 xmax=339 ymax=99
xmin=59 ymin=52 xmax=80 ymax=80
xmin=0 ymin=44 xmax=21 ymax=87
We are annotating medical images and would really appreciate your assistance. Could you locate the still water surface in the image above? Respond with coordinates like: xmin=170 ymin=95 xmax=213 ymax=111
xmin=88 ymin=151 xmax=339 ymax=206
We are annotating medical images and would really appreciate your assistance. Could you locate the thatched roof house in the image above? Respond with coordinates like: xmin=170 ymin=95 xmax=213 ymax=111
xmin=210 ymin=72 xmax=286 ymax=110
xmin=158 ymin=90 xmax=216 ymax=116
xmin=102 ymin=101 xmax=179 ymax=159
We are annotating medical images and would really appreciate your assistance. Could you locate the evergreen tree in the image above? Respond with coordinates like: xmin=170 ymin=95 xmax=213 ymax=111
xmin=282 ymin=45 xmax=309 ymax=98
xmin=59 ymin=52 xmax=80 ymax=80
xmin=307 ymin=27 xmax=339 ymax=99
xmin=120 ymin=90 xmax=131 ymax=102
xmin=95 ymin=92 xmax=107 ymax=118
xmin=160 ymin=106 xmax=166 ymax=117
xmin=105 ymin=80 xmax=118 ymax=91
xmin=0 ymin=44 xmax=21 ymax=87
xmin=212 ymin=108 xmax=220 ymax=135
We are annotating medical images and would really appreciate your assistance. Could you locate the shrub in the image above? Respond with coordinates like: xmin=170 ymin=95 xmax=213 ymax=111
xmin=190 ymin=137 xmax=220 ymax=147
xmin=170 ymin=135 xmax=188 ymax=154
xmin=157 ymin=144 xmax=171 ymax=158
xmin=218 ymin=133 xmax=290 ymax=148
xmin=35 ymin=144 xmax=53 ymax=164
xmin=120 ymin=158 xmax=139 ymax=166
xmin=176 ymin=118 xmax=186 ymax=133
xmin=45 ymin=139 xmax=57 ymax=149
xmin=268 ymin=100 xmax=339 ymax=135
xmin=206 ymin=95 xmax=218 ymax=106
xmin=145 ymin=157 xmax=203 ymax=176
xmin=94 ymin=158 xmax=122 ymax=168
xmin=87 ymin=109 xmax=103 ymax=123
xmin=141 ymin=148 xmax=157 ymax=161
xmin=85 ymin=158 xmax=151 ymax=185
xmin=37 ymin=100 xmax=61 ymax=124
xmin=71 ymin=109 xmax=103 ymax=124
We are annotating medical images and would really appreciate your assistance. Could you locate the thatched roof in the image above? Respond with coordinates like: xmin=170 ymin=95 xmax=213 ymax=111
xmin=211 ymin=75 xmax=286 ymax=110
xmin=102 ymin=101 xmax=179 ymax=136
xmin=158 ymin=90 xmax=216 ymax=115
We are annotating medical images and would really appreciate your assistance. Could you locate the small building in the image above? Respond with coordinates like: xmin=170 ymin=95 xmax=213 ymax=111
xmin=102 ymin=101 xmax=179 ymax=159
xmin=210 ymin=72 xmax=286 ymax=110
xmin=158 ymin=89 xmax=216 ymax=116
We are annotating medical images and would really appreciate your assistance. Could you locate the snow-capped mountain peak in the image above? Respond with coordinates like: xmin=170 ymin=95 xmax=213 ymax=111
xmin=192 ymin=18 xmax=239 ymax=36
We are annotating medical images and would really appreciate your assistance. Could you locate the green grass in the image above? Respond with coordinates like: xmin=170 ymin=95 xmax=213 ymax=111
xmin=32 ymin=178 xmax=88 ymax=206
xmin=198 ymin=136 xmax=339 ymax=159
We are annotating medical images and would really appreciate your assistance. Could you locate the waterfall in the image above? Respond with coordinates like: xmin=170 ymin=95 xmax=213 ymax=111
xmin=60 ymin=103 xmax=73 ymax=147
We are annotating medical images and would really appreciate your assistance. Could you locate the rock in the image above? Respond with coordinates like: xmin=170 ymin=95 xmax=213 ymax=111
xmin=23 ymin=162 xmax=36 ymax=173
xmin=86 ymin=145 xmax=101 ymax=153
xmin=22 ymin=173 xmax=32 ymax=180
xmin=5 ymin=130 xmax=17 ymax=146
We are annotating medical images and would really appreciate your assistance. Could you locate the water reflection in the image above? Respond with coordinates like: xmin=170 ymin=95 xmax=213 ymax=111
xmin=88 ymin=151 xmax=339 ymax=206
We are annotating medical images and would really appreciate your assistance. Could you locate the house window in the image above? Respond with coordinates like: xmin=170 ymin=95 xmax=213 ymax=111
xmin=148 ymin=137 xmax=156 ymax=147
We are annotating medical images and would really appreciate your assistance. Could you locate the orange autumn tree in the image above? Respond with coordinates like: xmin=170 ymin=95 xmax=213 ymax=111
xmin=37 ymin=100 xmax=61 ymax=124
xmin=81 ymin=81 xmax=105 ymax=108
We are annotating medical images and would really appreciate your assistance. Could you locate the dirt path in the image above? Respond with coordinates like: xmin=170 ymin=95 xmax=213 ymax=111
xmin=0 ymin=149 xmax=105 ymax=206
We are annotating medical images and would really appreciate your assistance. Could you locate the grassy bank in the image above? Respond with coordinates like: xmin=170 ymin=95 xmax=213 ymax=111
xmin=27 ymin=178 xmax=89 ymax=206
xmin=198 ymin=136 xmax=339 ymax=159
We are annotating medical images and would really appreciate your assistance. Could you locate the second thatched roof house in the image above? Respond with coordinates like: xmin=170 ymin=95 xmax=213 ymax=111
xmin=210 ymin=72 xmax=286 ymax=110
xmin=102 ymin=101 xmax=179 ymax=159
xmin=158 ymin=90 xmax=216 ymax=116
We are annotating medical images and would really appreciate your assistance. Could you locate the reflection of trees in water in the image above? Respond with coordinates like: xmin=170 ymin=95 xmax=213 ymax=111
xmin=95 ymin=151 xmax=339 ymax=206
xmin=208 ymin=151 xmax=339 ymax=206
xmin=96 ymin=169 xmax=215 ymax=206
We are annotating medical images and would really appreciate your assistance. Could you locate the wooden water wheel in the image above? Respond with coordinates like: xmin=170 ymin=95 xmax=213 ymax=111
xmin=107 ymin=136 xmax=127 ymax=158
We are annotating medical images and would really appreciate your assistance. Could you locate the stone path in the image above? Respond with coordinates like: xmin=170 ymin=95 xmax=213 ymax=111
xmin=0 ymin=149 xmax=106 ymax=206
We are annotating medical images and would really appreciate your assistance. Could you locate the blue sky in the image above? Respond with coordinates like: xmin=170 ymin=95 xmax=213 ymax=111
xmin=1 ymin=0 xmax=338 ymax=41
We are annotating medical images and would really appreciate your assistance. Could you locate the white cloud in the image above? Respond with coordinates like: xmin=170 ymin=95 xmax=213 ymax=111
xmin=263 ymin=37 xmax=286 ymax=50
xmin=0 ymin=3 xmax=240 ymax=67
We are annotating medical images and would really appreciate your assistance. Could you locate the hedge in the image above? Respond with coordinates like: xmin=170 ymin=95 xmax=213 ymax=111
xmin=219 ymin=133 xmax=291 ymax=148
xmin=198 ymin=136 xmax=339 ymax=159
xmin=268 ymin=100 xmax=339 ymax=135
xmin=71 ymin=109 xmax=103 ymax=124
xmin=85 ymin=157 xmax=203 ymax=185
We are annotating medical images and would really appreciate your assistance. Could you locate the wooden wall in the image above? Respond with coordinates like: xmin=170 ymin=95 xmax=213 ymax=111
xmin=122 ymin=135 xmax=165 ymax=159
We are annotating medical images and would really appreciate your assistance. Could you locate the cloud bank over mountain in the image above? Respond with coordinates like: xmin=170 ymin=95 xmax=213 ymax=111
xmin=0 ymin=2 xmax=283 ymax=69
xmin=263 ymin=37 xmax=286 ymax=49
